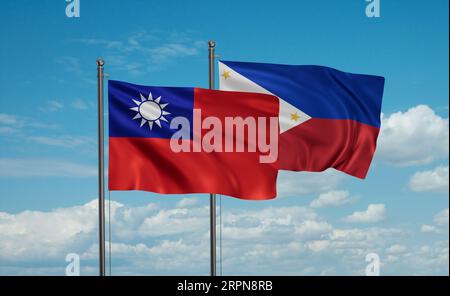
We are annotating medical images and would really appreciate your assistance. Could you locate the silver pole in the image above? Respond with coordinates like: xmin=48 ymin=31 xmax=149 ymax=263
xmin=208 ymin=41 xmax=217 ymax=276
xmin=96 ymin=58 xmax=106 ymax=276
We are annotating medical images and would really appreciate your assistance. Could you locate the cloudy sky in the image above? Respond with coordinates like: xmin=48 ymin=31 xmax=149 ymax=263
xmin=0 ymin=0 xmax=448 ymax=275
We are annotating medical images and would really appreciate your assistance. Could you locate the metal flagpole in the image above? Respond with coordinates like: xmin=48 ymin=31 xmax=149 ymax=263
xmin=208 ymin=41 xmax=217 ymax=276
xmin=96 ymin=58 xmax=106 ymax=276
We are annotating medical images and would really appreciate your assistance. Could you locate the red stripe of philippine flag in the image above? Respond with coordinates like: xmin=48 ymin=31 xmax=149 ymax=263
xmin=108 ymin=80 xmax=279 ymax=200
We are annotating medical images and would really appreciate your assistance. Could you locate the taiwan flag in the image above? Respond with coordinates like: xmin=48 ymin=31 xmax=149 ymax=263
xmin=108 ymin=80 xmax=279 ymax=200
xmin=219 ymin=61 xmax=385 ymax=179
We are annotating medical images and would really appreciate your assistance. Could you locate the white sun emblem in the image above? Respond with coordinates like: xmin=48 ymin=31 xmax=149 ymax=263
xmin=130 ymin=92 xmax=170 ymax=130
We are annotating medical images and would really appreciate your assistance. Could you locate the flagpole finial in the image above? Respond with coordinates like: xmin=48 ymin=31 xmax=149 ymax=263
xmin=97 ymin=58 xmax=105 ymax=67
xmin=208 ymin=40 xmax=216 ymax=48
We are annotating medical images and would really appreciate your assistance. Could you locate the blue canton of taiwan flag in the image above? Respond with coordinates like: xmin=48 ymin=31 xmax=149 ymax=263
xmin=109 ymin=81 xmax=193 ymax=139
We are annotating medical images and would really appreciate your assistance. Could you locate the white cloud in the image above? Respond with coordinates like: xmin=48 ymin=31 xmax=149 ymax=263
xmin=420 ymin=208 xmax=449 ymax=234
xmin=277 ymin=170 xmax=344 ymax=197
xmin=0 ymin=158 xmax=96 ymax=178
xmin=0 ymin=200 xmax=98 ymax=261
xmin=434 ymin=208 xmax=449 ymax=226
xmin=307 ymin=240 xmax=331 ymax=252
xmin=71 ymin=99 xmax=91 ymax=110
xmin=40 ymin=100 xmax=64 ymax=112
xmin=0 ymin=113 xmax=21 ymax=125
xmin=377 ymin=105 xmax=449 ymax=166
xmin=295 ymin=220 xmax=333 ymax=238
xmin=386 ymin=244 xmax=407 ymax=254
xmin=419 ymin=208 xmax=448 ymax=235
xmin=150 ymin=43 xmax=200 ymax=63
xmin=176 ymin=198 xmax=200 ymax=208
xmin=76 ymin=38 xmax=123 ymax=49
xmin=0 ymin=200 xmax=447 ymax=275
xmin=343 ymin=204 xmax=386 ymax=223
xmin=0 ymin=113 xmax=23 ymax=134
xmin=421 ymin=224 xmax=441 ymax=234
xmin=30 ymin=135 xmax=95 ymax=149
xmin=0 ymin=113 xmax=56 ymax=130
xmin=0 ymin=113 xmax=58 ymax=136
xmin=310 ymin=190 xmax=354 ymax=208
xmin=1 ymin=112 xmax=87 ymax=152
xmin=222 ymin=206 xmax=319 ymax=243
xmin=137 ymin=207 xmax=209 ymax=237
xmin=76 ymin=32 xmax=204 ymax=74
xmin=409 ymin=166 xmax=449 ymax=193
xmin=406 ymin=241 xmax=449 ymax=275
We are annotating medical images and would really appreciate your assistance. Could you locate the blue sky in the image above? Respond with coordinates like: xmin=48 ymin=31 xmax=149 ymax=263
xmin=0 ymin=0 xmax=448 ymax=275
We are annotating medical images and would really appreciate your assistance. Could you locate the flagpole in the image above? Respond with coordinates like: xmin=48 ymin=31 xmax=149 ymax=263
xmin=208 ymin=40 xmax=217 ymax=276
xmin=97 ymin=58 xmax=106 ymax=277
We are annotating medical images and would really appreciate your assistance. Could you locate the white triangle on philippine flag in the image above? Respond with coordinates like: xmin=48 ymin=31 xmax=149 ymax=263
xmin=218 ymin=61 xmax=311 ymax=133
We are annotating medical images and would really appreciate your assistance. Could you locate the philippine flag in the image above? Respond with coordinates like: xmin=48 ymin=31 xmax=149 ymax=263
xmin=108 ymin=80 xmax=279 ymax=200
xmin=219 ymin=61 xmax=385 ymax=179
